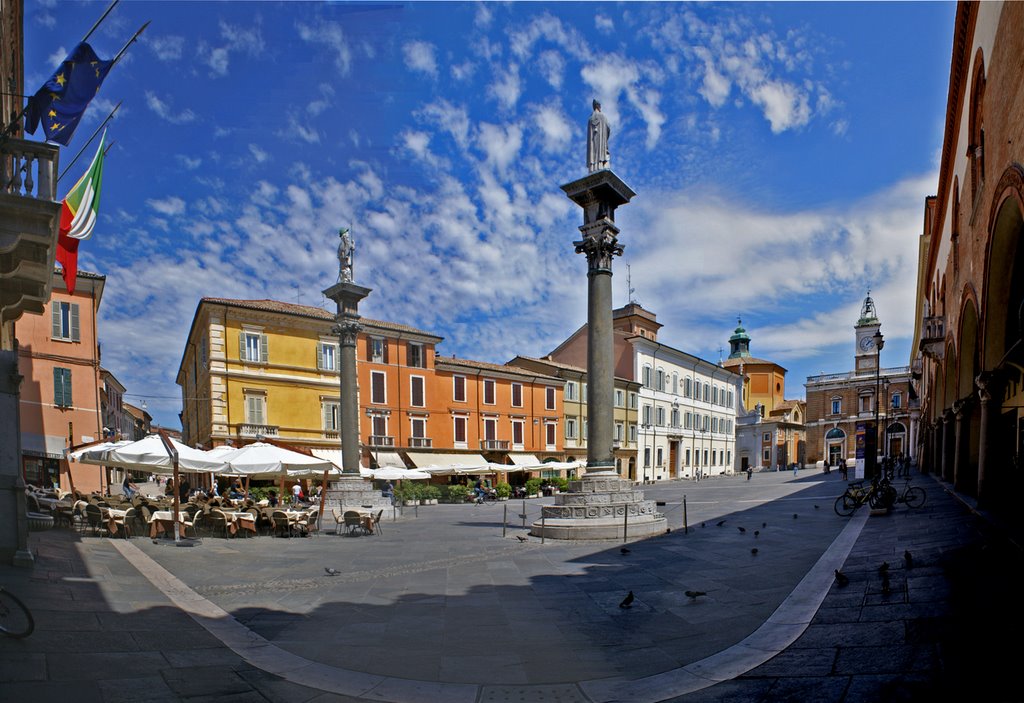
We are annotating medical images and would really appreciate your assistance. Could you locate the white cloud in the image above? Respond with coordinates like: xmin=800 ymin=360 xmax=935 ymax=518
xmin=147 ymin=196 xmax=186 ymax=217
xmin=202 ymin=20 xmax=265 ymax=77
xmin=536 ymin=50 xmax=565 ymax=90
xmin=285 ymin=116 xmax=320 ymax=144
xmin=595 ymin=15 xmax=615 ymax=34
xmin=149 ymin=35 xmax=185 ymax=61
xmin=176 ymin=155 xmax=202 ymax=170
xmin=533 ymin=104 xmax=571 ymax=153
xmin=36 ymin=12 xmax=56 ymax=29
xmin=205 ymin=46 xmax=230 ymax=76
xmin=489 ymin=63 xmax=521 ymax=110
xmin=476 ymin=122 xmax=523 ymax=173
xmin=297 ymin=21 xmax=352 ymax=75
xmin=749 ymin=80 xmax=811 ymax=134
xmin=248 ymin=144 xmax=270 ymax=163
xmin=145 ymin=92 xmax=196 ymax=124
xmin=451 ymin=60 xmax=476 ymax=82
xmin=417 ymin=100 xmax=472 ymax=151
xmin=46 ymin=46 xmax=67 ymax=69
xmin=404 ymin=40 xmax=438 ymax=77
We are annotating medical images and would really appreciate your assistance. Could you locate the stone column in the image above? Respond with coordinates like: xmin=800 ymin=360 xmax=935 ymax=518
xmin=975 ymin=372 xmax=999 ymax=507
xmin=952 ymin=399 xmax=972 ymax=493
xmin=0 ymin=349 xmax=33 ymax=566
xmin=941 ymin=409 xmax=955 ymax=483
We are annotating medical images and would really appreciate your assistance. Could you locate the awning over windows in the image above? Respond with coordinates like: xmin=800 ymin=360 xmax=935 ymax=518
xmin=506 ymin=453 xmax=541 ymax=467
xmin=370 ymin=451 xmax=406 ymax=468
xmin=309 ymin=449 xmax=367 ymax=470
xmin=405 ymin=452 xmax=488 ymax=471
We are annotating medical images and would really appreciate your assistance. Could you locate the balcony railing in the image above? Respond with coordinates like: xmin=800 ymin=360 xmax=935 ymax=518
xmin=369 ymin=435 xmax=395 ymax=447
xmin=919 ymin=315 xmax=945 ymax=359
xmin=1 ymin=137 xmax=58 ymax=200
xmin=323 ymin=431 xmax=340 ymax=441
xmin=240 ymin=424 xmax=279 ymax=437
xmin=481 ymin=439 xmax=510 ymax=450
xmin=407 ymin=437 xmax=432 ymax=448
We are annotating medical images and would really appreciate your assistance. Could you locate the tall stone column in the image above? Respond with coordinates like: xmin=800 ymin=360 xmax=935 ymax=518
xmin=0 ymin=349 xmax=33 ymax=566
xmin=975 ymin=372 xmax=999 ymax=506
xmin=952 ymin=399 xmax=972 ymax=493
xmin=941 ymin=409 xmax=955 ymax=483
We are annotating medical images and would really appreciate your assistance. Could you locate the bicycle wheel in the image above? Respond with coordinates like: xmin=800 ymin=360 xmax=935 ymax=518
xmin=869 ymin=485 xmax=896 ymax=509
xmin=903 ymin=486 xmax=926 ymax=509
xmin=0 ymin=588 xmax=34 ymax=638
xmin=834 ymin=494 xmax=857 ymax=517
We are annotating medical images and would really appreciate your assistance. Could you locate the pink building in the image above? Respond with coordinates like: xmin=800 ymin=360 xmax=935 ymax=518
xmin=16 ymin=270 xmax=106 ymax=493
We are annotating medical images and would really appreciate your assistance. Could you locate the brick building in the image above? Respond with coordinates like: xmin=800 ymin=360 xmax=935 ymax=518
xmin=805 ymin=294 xmax=914 ymax=472
xmin=911 ymin=1 xmax=1024 ymax=512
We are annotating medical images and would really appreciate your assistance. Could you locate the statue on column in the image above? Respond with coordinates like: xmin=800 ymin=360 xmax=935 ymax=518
xmin=587 ymin=99 xmax=610 ymax=173
xmin=337 ymin=228 xmax=354 ymax=283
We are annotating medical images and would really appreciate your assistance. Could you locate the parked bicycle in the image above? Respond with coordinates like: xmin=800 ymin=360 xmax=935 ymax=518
xmin=0 ymin=585 xmax=34 ymax=638
xmin=891 ymin=480 xmax=926 ymax=509
xmin=834 ymin=474 xmax=894 ymax=516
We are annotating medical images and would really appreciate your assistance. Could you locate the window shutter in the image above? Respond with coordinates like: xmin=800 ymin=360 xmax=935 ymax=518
xmin=366 ymin=338 xmax=372 ymax=361
xmin=52 ymin=304 xmax=62 ymax=339
xmin=53 ymin=368 xmax=64 ymax=406
xmin=316 ymin=344 xmax=323 ymax=370
xmin=323 ymin=403 xmax=331 ymax=431
xmin=239 ymin=333 xmax=245 ymax=361
xmin=65 ymin=369 xmax=72 ymax=406
xmin=260 ymin=334 xmax=268 ymax=363
xmin=70 ymin=303 xmax=80 ymax=341
xmin=382 ymin=340 xmax=389 ymax=364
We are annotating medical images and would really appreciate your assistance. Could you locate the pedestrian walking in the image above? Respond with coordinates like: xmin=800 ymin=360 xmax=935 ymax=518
xmin=746 ymin=466 xmax=752 ymax=481
xmin=793 ymin=463 xmax=798 ymax=476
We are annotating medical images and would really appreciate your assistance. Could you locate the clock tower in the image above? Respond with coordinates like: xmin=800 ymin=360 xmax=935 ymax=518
xmin=854 ymin=292 xmax=881 ymax=375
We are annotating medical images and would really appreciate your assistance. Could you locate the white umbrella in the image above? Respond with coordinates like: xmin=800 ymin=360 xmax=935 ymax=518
xmin=68 ymin=440 xmax=132 ymax=461
xmin=371 ymin=466 xmax=431 ymax=480
xmin=217 ymin=442 xmax=337 ymax=479
xmin=76 ymin=434 xmax=227 ymax=474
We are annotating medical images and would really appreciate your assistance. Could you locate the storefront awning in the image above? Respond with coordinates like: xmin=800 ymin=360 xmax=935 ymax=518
xmin=370 ymin=451 xmax=406 ymax=468
xmin=506 ymin=453 xmax=541 ymax=467
xmin=405 ymin=452 xmax=488 ymax=471
xmin=309 ymin=449 xmax=367 ymax=470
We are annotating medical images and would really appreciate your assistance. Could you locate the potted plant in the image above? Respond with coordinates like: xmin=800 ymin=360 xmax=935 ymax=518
xmin=525 ymin=477 xmax=543 ymax=498
xmin=495 ymin=482 xmax=512 ymax=500
xmin=422 ymin=484 xmax=441 ymax=505
xmin=446 ymin=484 xmax=469 ymax=503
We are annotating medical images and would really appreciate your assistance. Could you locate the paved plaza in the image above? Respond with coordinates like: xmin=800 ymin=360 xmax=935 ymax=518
xmin=1 ymin=470 xmax=1019 ymax=702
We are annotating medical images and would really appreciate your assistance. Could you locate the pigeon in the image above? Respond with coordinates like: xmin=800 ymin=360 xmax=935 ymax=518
xmin=904 ymin=550 xmax=913 ymax=569
xmin=619 ymin=591 xmax=635 ymax=609
xmin=666 ymin=528 xmax=672 ymax=534
xmin=814 ymin=505 xmax=820 ymax=510
xmin=684 ymin=590 xmax=706 ymax=599
xmin=325 ymin=567 xmax=339 ymax=576
xmin=701 ymin=522 xmax=706 ymax=528
xmin=716 ymin=519 xmax=726 ymax=527
xmin=751 ymin=548 xmax=759 ymax=555
xmin=834 ymin=569 xmax=850 ymax=587
xmin=754 ymin=530 xmax=760 ymax=538
xmin=762 ymin=522 xmax=767 ymax=529
xmin=878 ymin=561 xmax=890 ymax=574
xmin=793 ymin=514 xmax=798 ymax=519
xmin=620 ymin=547 xmax=631 ymax=555
xmin=516 ymin=535 xmax=527 ymax=542
xmin=881 ymin=573 xmax=891 ymax=595
xmin=737 ymin=526 xmax=746 ymax=533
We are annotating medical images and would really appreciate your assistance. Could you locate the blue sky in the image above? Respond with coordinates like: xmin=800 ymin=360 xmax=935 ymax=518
xmin=23 ymin=1 xmax=957 ymax=428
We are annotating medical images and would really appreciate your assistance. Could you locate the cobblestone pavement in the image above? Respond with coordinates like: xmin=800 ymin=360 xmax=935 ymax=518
xmin=1 ymin=470 xmax=1018 ymax=702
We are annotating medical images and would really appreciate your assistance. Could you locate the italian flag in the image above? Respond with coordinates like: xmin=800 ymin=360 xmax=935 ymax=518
xmin=56 ymin=130 xmax=107 ymax=294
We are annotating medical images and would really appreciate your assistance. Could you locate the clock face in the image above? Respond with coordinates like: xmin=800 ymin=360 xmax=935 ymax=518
xmin=859 ymin=336 xmax=874 ymax=351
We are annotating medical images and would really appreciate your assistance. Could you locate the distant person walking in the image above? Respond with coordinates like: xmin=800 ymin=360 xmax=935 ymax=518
xmin=746 ymin=467 xmax=752 ymax=481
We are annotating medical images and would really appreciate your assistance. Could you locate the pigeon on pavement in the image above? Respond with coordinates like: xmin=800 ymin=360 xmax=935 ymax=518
xmin=684 ymin=590 xmax=706 ymax=599
xmin=754 ymin=530 xmax=760 ymax=538
xmin=904 ymin=550 xmax=914 ymax=569
xmin=325 ymin=567 xmax=339 ymax=576
xmin=620 ymin=547 xmax=631 ymax=555
xmin=751 ymin=548 xmax=758 ymax=555
xmin=619 ymin=591 xmax=635 ymax=608
xmin=834 ymin=569 xmax=850 ymax=587
xmin=737 ymin=526 xmax=746 ymax=533
xmin=716 ymin=519 xmax=726 ymax=527
xmin=762 ymin=522 xmax=767 ymax=528
xmin=516 ymin=535 xmax=527 ymax=542
xmin=793 ymin=514 xmax=798 ymax=519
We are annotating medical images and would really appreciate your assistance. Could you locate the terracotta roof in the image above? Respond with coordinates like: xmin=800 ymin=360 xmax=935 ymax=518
xmin=722 ymin=356 xmax=786 ymax=371
xmin=509 ymin=355 xmax=638 ymax=385
xmin=436 ymin=355 xmax=561 ymax=383
xmin=200 ymin=298 xmax=442 ymax=340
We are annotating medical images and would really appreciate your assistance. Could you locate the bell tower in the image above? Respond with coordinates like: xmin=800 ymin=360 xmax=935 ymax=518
xmin=854 ymin=292 xmax=881 ymax=375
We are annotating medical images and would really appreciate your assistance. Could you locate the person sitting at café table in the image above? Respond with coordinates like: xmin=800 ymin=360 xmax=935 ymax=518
xmin=164 ymin=478 xmax=175 ymax=498
xmin=267 ymin=490 xmax=279 ymax=507
xmin=229 ymin=479 xmax=245 ymax=500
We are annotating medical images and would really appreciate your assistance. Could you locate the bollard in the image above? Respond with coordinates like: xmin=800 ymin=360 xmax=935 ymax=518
xmin=623 ymin=509 xmax=629 ymax=543
xmin=415 ymin=502 xmax=418 ymax=518
xmin=541 ymin=514 xmax=545 ymax=544
xmin=683 ymin=495 xmax=688 ymax=534
xmin=503 ymin=504 xmax=507 ymax=538
xmin=522 ymin=500 xmax=526 ymax=528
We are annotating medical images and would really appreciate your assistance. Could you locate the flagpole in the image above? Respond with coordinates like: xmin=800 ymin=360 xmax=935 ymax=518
xmin=56 ymin=102 xmax=120 ymax=184
xmin=111 ymin=21 xmax=151 ymax=67
xmin=81 ymin=0 xmax=120 ymax=45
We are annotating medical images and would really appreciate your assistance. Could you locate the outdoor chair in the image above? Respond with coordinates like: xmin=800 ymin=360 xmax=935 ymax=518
xmin=342 ymin=510 xmax=365 ymax=536
xmin=245 ymin=507 xmax=264 ymax=536
xmin=119 ymin=507 xmax=138 ymax=539
xmin=207 ymin=509 xmax=231 ymax=538
xmin=331 ymin=507 xmax=345 ymax=536
xmin=84 ymin=503 xmax=107 ymax=537
xmin=271 ymin=510 xmax=293 ymax=538
xmin=301 ymin=507 xmax=320 ymax=537
xmin=183 ymin=510 xmax=201 ymax=538
xmin=372 ymin=509 xmax=384 ymax=536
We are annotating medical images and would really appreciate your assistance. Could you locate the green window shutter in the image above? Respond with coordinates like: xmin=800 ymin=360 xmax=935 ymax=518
xmin=316 ymin=343 xmax=323 ymax=370
xmin=260 ymin=334 xmax=268 ymax=363
xmin=70 ymin=303 xmax=80 ymax=341
xmin=64 ymin=368 xmax=72 ymax=406
xmin=53 ymin=367 xmax=64 ymax=406
xmin=52 ymin=304 xmax=62 ymax=339
xmin=239 ymin=332 xmax=245 ymax=361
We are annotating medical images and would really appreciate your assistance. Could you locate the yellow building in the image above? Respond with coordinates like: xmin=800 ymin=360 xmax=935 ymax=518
xmin=722 ymin=319 xmax=787 ymax=416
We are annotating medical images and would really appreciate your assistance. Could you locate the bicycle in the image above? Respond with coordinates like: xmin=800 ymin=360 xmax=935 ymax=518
xmin=834 ymin=474 xmax=894 ymax=517
xmin=891 ymin=480 xmax=926 ymax=509
xmin=0 ymin=585 xmax=34 ymax=638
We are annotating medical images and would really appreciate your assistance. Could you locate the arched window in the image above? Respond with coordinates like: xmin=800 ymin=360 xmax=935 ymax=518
xmin=655 ymin=368 xmax=665 ymax=391
xmin=968 ymin=49 xmax=986 ymax=206
xmin=642 ymin=365 xmax=652 ymax=388
xmin=825 ymin=428 xmax=846 ymax=440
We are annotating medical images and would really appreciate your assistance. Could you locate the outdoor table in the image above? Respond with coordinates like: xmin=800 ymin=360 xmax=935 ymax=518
xmin=222 ymin=510 xmax=257 ymax=536
xmin=149 ymin=510 xmax=185 ymax=538
xmin=102 ymin=507 xmax=128 ymax=536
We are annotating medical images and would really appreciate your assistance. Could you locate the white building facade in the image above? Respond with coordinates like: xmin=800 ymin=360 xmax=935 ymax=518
xmin=632 ymin=337 xmax=742 ymax=481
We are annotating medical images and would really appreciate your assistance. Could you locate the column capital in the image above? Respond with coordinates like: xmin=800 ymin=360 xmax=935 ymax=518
xmin=332 ymin=317 xmax=363 ymax=347
xmin=574 ymin=218 xmax=623 ymax=273
xmin=975 ymin=370 xmax=1002 ymax=403
xmin=952 ymin=397 xmax=973 ymax=417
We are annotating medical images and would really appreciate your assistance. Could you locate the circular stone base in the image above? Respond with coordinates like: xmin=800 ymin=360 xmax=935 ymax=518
xmin=529 ymin=514 xmax=667 ymax=541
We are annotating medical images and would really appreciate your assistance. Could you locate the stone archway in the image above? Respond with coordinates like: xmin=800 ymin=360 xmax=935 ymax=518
xmin=825 ymin=427 xmax=846 ymax=466
xmin=942 ymin=343 xmax=958 ymax=482
xmin=956 ymin=299 xmax=981 ymax=495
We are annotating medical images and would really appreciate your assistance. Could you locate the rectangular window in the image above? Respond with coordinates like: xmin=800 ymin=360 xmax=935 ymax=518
xmin=240 ymin=331 xmax=267 ymax=363
xmin=511 ymin=383 xmax=523 ymax=407
xmin=317 ymin=342 xmax=337 ymax=371
xmin=684 ymin=377 xmax=692 ymax=397
xmin=407 ymin=342 xmax=425 ymax=369
xmin=656 ymin=406 xmax=666 ymax=426
xmin=454 ymin=416 xmax=467 ymax=444
xmin=831 ymin=399 xmax=841 ymax=415
xmin=704 ymin=383 xmax=710 ymax=402
xmin=642 ymin=405 xmax=652 ymax=425
xmin=410 ymin=376 xmax=425 ymax=407
xmin=51 ymin=301 xmax=80 ymax=342
xmin=615 ymin=422 xmax=624 ymax=442
xmin=545 ymin=422 xmax=556 ymax=448
xmin=656 ymin=447 xmax=663 ymax=466
xmin=371 ymin=371 xmax=386 ymax=404
xmin=371 ymin=415 xmax=388 ymax=438
xmin=704 ymin=450 xmax=709 ymax=465
xmin=727 ymin=390 xmax=734 ymax=408
xmin=615 ymin=389 xmax=625 ymax=407
xmin=702 ymin=415 xmax=709 ymax=431
xmin=656 ymin=369 xmax=665 ymax=391
xmin=685 ymin=412 xmax=692 ymax=429
xmin=512 ymin=420 xmax=524 ymax=447
xmin=483 ymin=379 xmax=496 ymax=405
xmin=629 ymin=392 xmax=638 ymax=409
xmin=565 ymin=382 xmax=578 ymax=401
xmin=410 ymin=417 xmax=426 ymax=438
xmin=685 ymin=448 xmax=691 ymax=465
xmin=671 ymin=408 xmax=680 ymax=427
xmin=566 ymin=417 xmax=577 ymax=439
xmin=713 ymin=386 xmax=719 ymax=405
xmin=642 ymin=366 xmax=652 ymax=388
xmin=53 ymin=367 xmax=72 ymax=407
xmin=712 ymin=417 xmax=718 ymax=433
xmin=644 ymin=447 xmax=651 ymax=467
xmin=369 ymin=337 xmax=387 ymax=364
xmin=629 ymin=424 xmax=637 ymax=442
xmin=545 ymin=386 xmax=556 ymax=410
xmin=453 ymin=375 xmax=466 ymax=402
xmin=484 ymin=417 xmax=498 ymax=441
xmin=323 ymin=401 xmax=340 ymax=431
xmin=244 ymin=393 xmax=266 ymax=425
xmin=763 ymin=432 xmax=771 ymax=442
xmin=892 ymin=393 xmax=902 ymax=409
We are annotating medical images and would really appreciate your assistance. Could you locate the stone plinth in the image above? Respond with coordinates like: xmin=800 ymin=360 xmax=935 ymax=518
xmin=530 ymin=474 xmax=666 ymax=541
xmin=324 ymin=475 xmax=392 ymax=513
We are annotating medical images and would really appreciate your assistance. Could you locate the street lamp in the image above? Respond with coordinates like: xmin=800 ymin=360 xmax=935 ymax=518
xmin=882 ymin=378 xmax=891 ymax=458
xmin=873 ymin=329 xmax=884 ymax=478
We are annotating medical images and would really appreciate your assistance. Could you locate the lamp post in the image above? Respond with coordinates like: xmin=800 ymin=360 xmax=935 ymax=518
xmin=873 ymin=329 xmax=884 ymax=478
xmin=882 ymin=378 xmax=891 ymax=459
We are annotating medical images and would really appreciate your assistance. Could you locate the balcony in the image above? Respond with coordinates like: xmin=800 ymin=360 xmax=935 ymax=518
xmin=481 ymin=439 xmax=510 ymax=450
xmin=239 ymin=424 xmax=279 ymax=437
xmin=369 ymin=435 xmax=395 ymax=447
xmin=919 ymin=315 xmax=945 ymax=360
xmin=407 ymin=437 xmax=432 ymax=448
xmin=323 ymin=431 xmax=339 ymax=441
xmin=1 ymin=138 xmax=62 ymax=326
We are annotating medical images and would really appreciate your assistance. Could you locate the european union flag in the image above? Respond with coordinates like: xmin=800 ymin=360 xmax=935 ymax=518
xmin=25 ymin=42 xmax=113 ymax=146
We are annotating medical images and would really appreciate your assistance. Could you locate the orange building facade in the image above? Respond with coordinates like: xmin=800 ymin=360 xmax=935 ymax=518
xmin=16 ymin=270 xmax=106 ymax=493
